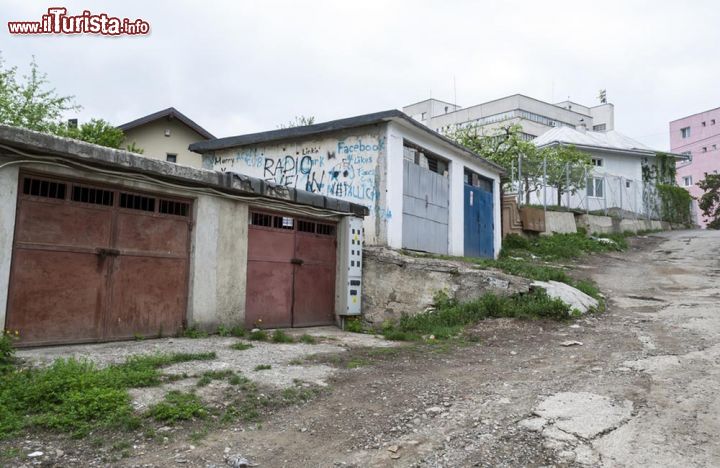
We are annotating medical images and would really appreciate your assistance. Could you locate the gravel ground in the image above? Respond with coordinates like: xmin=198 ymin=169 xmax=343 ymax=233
xmin=5 ymin=230 xmax=720 ymax=467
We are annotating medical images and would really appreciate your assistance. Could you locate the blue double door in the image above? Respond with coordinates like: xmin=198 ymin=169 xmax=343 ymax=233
xmin=464 ymin=184 xmax=494 ymax=258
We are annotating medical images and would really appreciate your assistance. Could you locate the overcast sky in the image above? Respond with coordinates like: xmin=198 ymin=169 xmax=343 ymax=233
xmin=3 ymin=0 xmax=719 ymax=150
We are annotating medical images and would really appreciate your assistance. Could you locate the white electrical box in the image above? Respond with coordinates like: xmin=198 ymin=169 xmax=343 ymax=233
xmin=339 ymin=216 xmax=363 ymax=316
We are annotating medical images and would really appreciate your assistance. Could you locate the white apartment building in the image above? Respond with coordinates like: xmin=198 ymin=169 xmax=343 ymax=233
xmin=403 ymin=94 xmax=615 ymax=140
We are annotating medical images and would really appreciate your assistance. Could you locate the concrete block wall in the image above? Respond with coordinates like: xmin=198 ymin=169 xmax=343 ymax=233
xmin=541 ymin=211 xmax=577 ymax=235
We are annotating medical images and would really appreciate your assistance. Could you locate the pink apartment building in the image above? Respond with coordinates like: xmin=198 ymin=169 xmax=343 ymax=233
xmin=670 ymin=106 xmax=720 ymax=227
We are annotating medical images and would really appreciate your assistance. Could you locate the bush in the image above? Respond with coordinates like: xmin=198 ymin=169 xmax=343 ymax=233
xmin=230 ymin=342 xmax=253 ymax=351
xmin=181 ymin=326 xmax=208 ymax=339
xmin=344 ymin=318 xmax=364 ymax=333
xmin=299 ymin=334 xmax=317 ymax=344
xmin=230 ymin=326 xmax=246 ymax=337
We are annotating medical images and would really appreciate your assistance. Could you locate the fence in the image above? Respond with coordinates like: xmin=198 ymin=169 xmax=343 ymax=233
xmin=509 ymin=155 xmax=669 ymax=222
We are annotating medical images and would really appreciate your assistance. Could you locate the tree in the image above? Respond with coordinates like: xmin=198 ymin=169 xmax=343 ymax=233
xmin=0 ymin=56 xmax=78 ymax=132
xmin=698 ymin=173 xmax=720 ymax=229
xmin=53 ymin=119 xmax=125 ymax=148
xmin=278 ymin=115 xmax=315 ymax=129
xmin=0 ymin=54 xmax=141 ymax=152
xmin=449 ymin=123 xmax=543 ymax=203
xmin=540 ymin=144 xmax=592 ymax=206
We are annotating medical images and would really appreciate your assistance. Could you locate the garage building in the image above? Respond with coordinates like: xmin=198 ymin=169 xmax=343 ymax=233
xmin=190 ymin=110 xmax=506 ymax=259
xmin=0 ymin=126 xmax=366 ymax=346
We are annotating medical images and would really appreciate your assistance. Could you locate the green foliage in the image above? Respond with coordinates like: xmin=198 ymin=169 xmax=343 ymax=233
xmin=344 ymin=318 xmax=365 ymax=333
xmin=0 ymin=56 xmax=79 ymax=133
xmin=539 ymin=145 xmax=593 ymax=205
xmin=656 ymin=184 xmax=693 ymax=225
xmin=181 ymin=326 xmax=208 ymax=339
xmin=380 ymin=290 xmax=570 ymax=341
xmin=346 ymin=358 xmax=369 ymax=369
xmin=230 ymin=326 xmax=246 ymax=337
xmin=0 ymin=330 xmax=18 ymax=374
xmin=253 ymin=364 xmax=271 ymax=371
xmin=216 ymin=325 xmax=231 ymax=337
xmin=299 ymin=334 xmax=317 ymax=344
xmin=271 ymin=329 xmax=295 ymax=343
xmin=52 ymin=118 xmax=125 ymax=148
xmin=697 ymin=173 xmax=720 ymax=229
xmin=501 ymin=232 xmax=624 ymax=261
xmin=0 ymin=352 xmax=215 ymax=438
xmin=148 ymin=391 xmax=207 ymax=423
xmin=196 ymin=370 xmax=235 ymax=387
xmin=248 ymin=330 xmax=268 ymax=341
xmin=230 ymin=342 xmax=253 ymax=351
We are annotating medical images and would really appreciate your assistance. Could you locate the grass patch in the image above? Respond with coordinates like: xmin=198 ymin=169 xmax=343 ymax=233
xmin=230 ymin=342 xmax=253 ymax=351
xmin=271 ymin=330 xmax=295 ymax=343
xmin=148 ymin=391 xmax=207 ymax=423
xmin=253 ymin=364 xmax=272 ymax=371
xmin=346 ymin=358 xmax=369 ymax=369
xmin=380 ymin=290 xmax=570 ymax=341
xmin=0 ymin=352 xmax=215 ymax=439
xmin=501 ymin=233 xmax=625 ymax=260
xmin=248 ymin=330 xmax=268 ymax=341
xmin=196 ymin=369 xmax=235 ymax=387
xmin=344 ymin=318 xmax=365 ymax=333
xmin=181 ymin=326 xmax=208 ymax=339
xmin=230 ymin=326 xmax=246 ymax=337
xmin=298 ymin=334 xmax=317 ymax=344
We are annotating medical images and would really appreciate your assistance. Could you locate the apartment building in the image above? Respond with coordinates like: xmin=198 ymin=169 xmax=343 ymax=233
xmin=403 ymin=94 xmax=614 ymax=140
xmin=670 ymin=106 xmax=720 ymax=227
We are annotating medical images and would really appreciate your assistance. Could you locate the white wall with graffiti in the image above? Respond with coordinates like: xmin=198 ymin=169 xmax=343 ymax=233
xmin=206 ymin=129 xmax=389 ymax=244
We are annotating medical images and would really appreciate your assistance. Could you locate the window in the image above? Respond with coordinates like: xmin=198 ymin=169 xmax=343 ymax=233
xmin=681 ymin=127 xmax=691 ymax=138
xmin=587 ymin=177 xmax=604 ymax=198
xmin=626 ymin=180 xmax=631 ymax=188
xmin=683 ymin=176 xmax=693 ymax=187
xmin=702 ymin=121 xmax=707 ymax=127
xmin=713 ymin=144 xmax=718 ymax=151
xmin=403 ymin=140 xmax=449 ymax=175
xmin=592 ymin=124 xmax=607 ymax=132
xmin=591 ymin=158 xmax=604 ymax=167
xmin=166 ymin=153 xmax=177 ymax=163
xmin=421 ymin=112 xmax=426 ymax=121
xmin=702 ymin=147 xmax=708 ymax=153
xmin=712 ymin=119 xmax=716 ymax=125
xmin=159 ymin=199 xmax=190 ymax=217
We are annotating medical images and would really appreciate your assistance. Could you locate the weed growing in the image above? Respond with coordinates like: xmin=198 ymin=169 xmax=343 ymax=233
xmin=230 ymin=342 xmax=253 ymax=351
xmin=271 ymin=330 xmax=295 ymax=343
xmin=254 ymin=364 xmax=272 ymax=371
xmin=248 ymin=330 xmax=268 ymax=341
xmin=181 ymin=326 xmax=208 ymax=339
xmin=196 ymin=369 xmax=235 ymax=387
xmin=298 ymin=334 xmax=317 ymax=344
xmin=0 ymin=352 xmax=215 ymax=439
xmin=381 ymin=289 xmax=570 ymax=341
xmin=148 ymin=391 xmax=207 ymax=423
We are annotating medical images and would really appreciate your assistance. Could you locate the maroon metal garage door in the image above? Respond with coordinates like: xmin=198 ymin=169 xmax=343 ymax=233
xmin=245 ymin=211 xmax=337 ymax=328
xmin=6 ymin=173 xmax=192 ymax=346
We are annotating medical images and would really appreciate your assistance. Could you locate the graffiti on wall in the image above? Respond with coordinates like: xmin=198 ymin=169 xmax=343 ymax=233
xmin=212 ymin=136 xmax=386 ymax=213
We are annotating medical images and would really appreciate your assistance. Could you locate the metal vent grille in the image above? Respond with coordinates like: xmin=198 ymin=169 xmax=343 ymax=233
xmin=72 ymin=185 xmax=114 ymax=206
xmin=119 ymin=193 xmax=156 ymax=212
xmin=22 ymin=177 xmax=66 ymax=200
xmin=159 ymin=199 xmax=189 ymax=217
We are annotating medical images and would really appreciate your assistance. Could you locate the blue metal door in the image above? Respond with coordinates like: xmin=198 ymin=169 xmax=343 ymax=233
xmin=464 ymin=185 xmax=494 ymax=258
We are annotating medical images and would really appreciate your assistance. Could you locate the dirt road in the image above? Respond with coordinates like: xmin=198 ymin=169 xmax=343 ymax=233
xmin=40 ymin=230 xmax=720 ymax=467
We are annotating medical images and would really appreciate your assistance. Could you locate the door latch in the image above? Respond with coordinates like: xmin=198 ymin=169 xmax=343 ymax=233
xmin=290 ymin=258 xmax=304 ymax=265
xmin=96 ymin=248 xmax=121 ymax=258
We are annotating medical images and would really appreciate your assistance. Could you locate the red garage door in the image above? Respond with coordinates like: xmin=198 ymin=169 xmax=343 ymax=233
xmin=245 ymin=211 xmax=337 ymax=328
xmin=6 ymin=173 xmax=192 ymax=346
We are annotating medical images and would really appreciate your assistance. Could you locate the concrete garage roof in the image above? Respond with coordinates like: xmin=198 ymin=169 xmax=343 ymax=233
xmin=0 ymin=125 xmax=368 ymax=217
xmin=189 ymin=110 xmax=507 ymax=175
